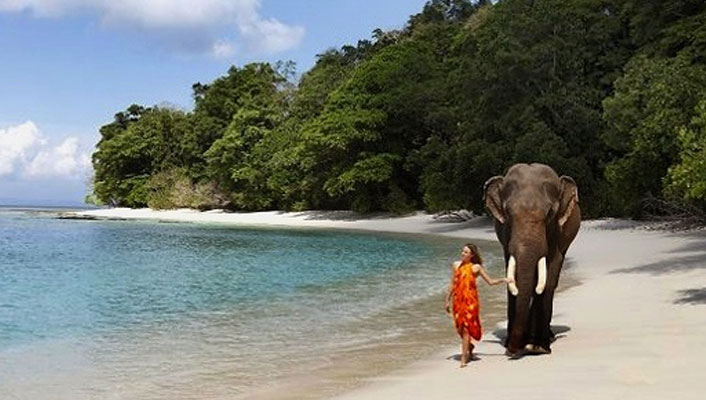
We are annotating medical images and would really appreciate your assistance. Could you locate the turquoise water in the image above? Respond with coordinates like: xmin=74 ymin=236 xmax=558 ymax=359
xmin=0 ymin=208 xmax=504 ymax=399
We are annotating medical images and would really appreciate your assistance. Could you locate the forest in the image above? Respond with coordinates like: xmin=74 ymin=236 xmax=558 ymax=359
xmin=89 ymin=0 xmax=706 ymax=219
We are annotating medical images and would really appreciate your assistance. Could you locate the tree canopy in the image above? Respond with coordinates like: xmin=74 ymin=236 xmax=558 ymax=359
xmin=90 ymin=0 xmax=706 ymax=219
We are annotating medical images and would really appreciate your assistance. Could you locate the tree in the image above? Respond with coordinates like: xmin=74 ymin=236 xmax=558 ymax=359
xmin=665 ymin=99 xmax=706 ymax=207
xmin=603 ymin=47 xmax=706 ymax=216
xmin=204 ymin=63 xmax=287 ymax=210
xmin=418 ymin=0 xmax=629 ymax=215
xmin=291 ymin=19 xmax=463 ymax=212
xmin=92 ymin=106 xmax=189 ymax=206
xmin=88 ymin=0 xmax=706 ymax=219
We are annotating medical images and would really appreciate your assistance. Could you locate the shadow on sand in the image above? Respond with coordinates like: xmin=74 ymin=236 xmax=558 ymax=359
xmin=447 ymin=325 xmax=572 ymax=362
xmin=425 ymin=216 xmax=497 ymax=236
xmin=284 ymin=210 xmax=394 ymax=221
xmin=613 ymin=253 xmax=706 ymax=275
xmin=490 ymin=324 xmax=572 ymax=343
xmin=446 ymin=353 xmax=483 ymax=362
xmin=674 ymin=288 xmax=706 ymax=305
xmin=612 ymin=231 xmax=706 ymax=275
xmin=610 ymin=231 xmax=706 ymax=305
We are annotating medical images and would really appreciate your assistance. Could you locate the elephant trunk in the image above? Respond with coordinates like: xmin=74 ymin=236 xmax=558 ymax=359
xmin=507 ymin=273 xmax=533 ymax=354
xmin=507 ymin=236 xmax=547 ymax=354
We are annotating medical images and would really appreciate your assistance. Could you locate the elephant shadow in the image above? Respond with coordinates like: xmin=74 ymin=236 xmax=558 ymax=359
xmin=485 ymin=324 xmax=572 ymax=359
xmin=490 ymin=324 xmax=571 ymax=342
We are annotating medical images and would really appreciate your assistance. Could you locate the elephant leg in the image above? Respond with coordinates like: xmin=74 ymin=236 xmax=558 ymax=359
xmin=536 ymin=254 xmax=564 ymax=351
xmin=534 ymin=289 xmax=554 ymax=351
xmin=505 ymin=290 xmax=516 ymax=348
xmin=528 ymin=294 xmax=541 ymax=346
xmin=521 ymin=292 xmax=552 ymax=354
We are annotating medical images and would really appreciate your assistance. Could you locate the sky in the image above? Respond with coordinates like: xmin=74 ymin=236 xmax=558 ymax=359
xmin=0 ymin=0 xmax=427 ymax=206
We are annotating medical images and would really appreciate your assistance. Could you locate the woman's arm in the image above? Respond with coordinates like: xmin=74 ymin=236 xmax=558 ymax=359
xmin=477 ymin=264 xmax=511 ymax=286
xmin=444 ymin=262 xmax=458 ymax=314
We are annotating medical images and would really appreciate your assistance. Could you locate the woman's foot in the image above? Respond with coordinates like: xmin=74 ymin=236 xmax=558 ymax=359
xmin=460 ymin=350 xmax=477 ymax=367
xmin=460 ymin=350 xmax=469 ymax=367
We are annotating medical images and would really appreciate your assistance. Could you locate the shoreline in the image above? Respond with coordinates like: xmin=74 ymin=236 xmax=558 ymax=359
xmin=60 ymin=208 xmax=501 ymax=242
xmin=66 ymin=208 xmax=706 ymax=399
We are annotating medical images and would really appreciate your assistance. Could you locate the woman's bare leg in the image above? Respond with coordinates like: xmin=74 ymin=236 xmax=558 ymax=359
xmin=461 ymin=332 xmax=470 ymax=367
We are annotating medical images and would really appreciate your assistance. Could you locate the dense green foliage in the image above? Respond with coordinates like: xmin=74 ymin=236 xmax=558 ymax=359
xmin=91 ymin=0 xmax=706 ymax=218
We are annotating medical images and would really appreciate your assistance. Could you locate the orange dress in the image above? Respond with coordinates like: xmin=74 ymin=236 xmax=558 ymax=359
xmin=452 ymin=262 xmax=482 ymax=340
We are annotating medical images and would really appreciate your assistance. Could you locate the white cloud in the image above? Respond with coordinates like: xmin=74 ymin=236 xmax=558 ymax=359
xmin=237 ymin=15 xmax=306 ymax=54
xmin=211 ymin=40 xmax=236 ymax=60
xmin=0 ymin=121 xmax=45 ymax=176
xmin=24 ymin=137 xmax=92 ymax=179
xmin=0 ymin=0 xmax=305 ymax=56
xmin=0 ymin=121 xmax=92 ymax=180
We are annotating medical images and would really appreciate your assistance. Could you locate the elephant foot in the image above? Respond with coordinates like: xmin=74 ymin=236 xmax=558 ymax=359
xmin=524 ymin=344 xmax=551 ymax=355
xmin=505 ymin=347 xmax=526 ymax=359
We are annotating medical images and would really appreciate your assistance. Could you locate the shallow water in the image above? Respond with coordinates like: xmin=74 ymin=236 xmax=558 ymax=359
xmin=0 ymin=208 xmax=505 ymax=399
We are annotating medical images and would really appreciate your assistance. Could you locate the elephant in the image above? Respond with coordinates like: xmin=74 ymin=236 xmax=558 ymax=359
xmin=483 ymin=163 xmax=580 ymax=356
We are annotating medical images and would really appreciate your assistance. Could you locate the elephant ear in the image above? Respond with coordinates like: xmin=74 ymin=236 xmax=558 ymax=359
xmin=484 ymin=176 xmax=505 ymax=224
xmin=558 ymin=176 xmax=579 ymax=227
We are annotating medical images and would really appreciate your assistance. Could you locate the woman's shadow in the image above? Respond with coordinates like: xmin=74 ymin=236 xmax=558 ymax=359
xmin=447 ymin=353 xmax=482 ymax=362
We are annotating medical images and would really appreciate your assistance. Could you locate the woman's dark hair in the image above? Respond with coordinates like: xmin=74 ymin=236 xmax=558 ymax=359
xmin=464 ymin=243 xmax=483 ymax=264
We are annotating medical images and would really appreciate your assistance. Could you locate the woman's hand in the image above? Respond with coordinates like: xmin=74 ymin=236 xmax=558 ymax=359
xmin=504 ymin=277 xmax=515 ymax=284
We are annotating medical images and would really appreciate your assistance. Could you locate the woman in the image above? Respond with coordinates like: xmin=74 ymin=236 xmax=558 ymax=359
xmin=445 ymin=243 xmax=511 ymax=367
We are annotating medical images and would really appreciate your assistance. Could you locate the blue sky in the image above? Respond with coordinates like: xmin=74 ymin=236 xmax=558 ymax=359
xmin=0 ymin=0 xmax=427 ymax=206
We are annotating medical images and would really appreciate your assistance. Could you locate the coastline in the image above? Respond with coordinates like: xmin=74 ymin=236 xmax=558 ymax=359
xmin=67 ymin=208 xmax=706 ymax=399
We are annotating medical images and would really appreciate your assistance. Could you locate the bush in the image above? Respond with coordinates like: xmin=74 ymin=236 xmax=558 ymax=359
xmin=147 ymin=168 xmax=226 ymax=210
xmin=665 ymin=100 xmax=706 ymax=210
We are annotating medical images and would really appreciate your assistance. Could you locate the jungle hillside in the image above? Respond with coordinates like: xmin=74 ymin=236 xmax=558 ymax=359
xmin=89 ymin=0 xmax=706 ymax=220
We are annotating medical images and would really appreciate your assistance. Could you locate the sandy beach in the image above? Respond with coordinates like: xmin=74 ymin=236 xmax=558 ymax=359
xmin=68 ymin=208 xmax=706 ymax=399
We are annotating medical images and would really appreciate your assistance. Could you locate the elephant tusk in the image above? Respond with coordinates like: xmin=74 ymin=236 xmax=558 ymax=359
xmin=536 ymin=257 xmax=547 ymax=294
xmin=507 ymin=256 xmax=519 ymax=296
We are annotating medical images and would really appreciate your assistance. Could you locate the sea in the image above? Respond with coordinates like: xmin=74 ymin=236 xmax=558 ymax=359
xmin=0 ymin=207 xmax=506 ymax=399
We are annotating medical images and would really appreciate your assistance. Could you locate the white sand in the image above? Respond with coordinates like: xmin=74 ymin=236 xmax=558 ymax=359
xmin=70 ymin=208 xmax=706 ymax=399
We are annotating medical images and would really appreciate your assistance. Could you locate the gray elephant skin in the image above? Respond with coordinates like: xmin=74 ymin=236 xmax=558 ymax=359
xmin=484 ymin=163 xmax=580 ymax=356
